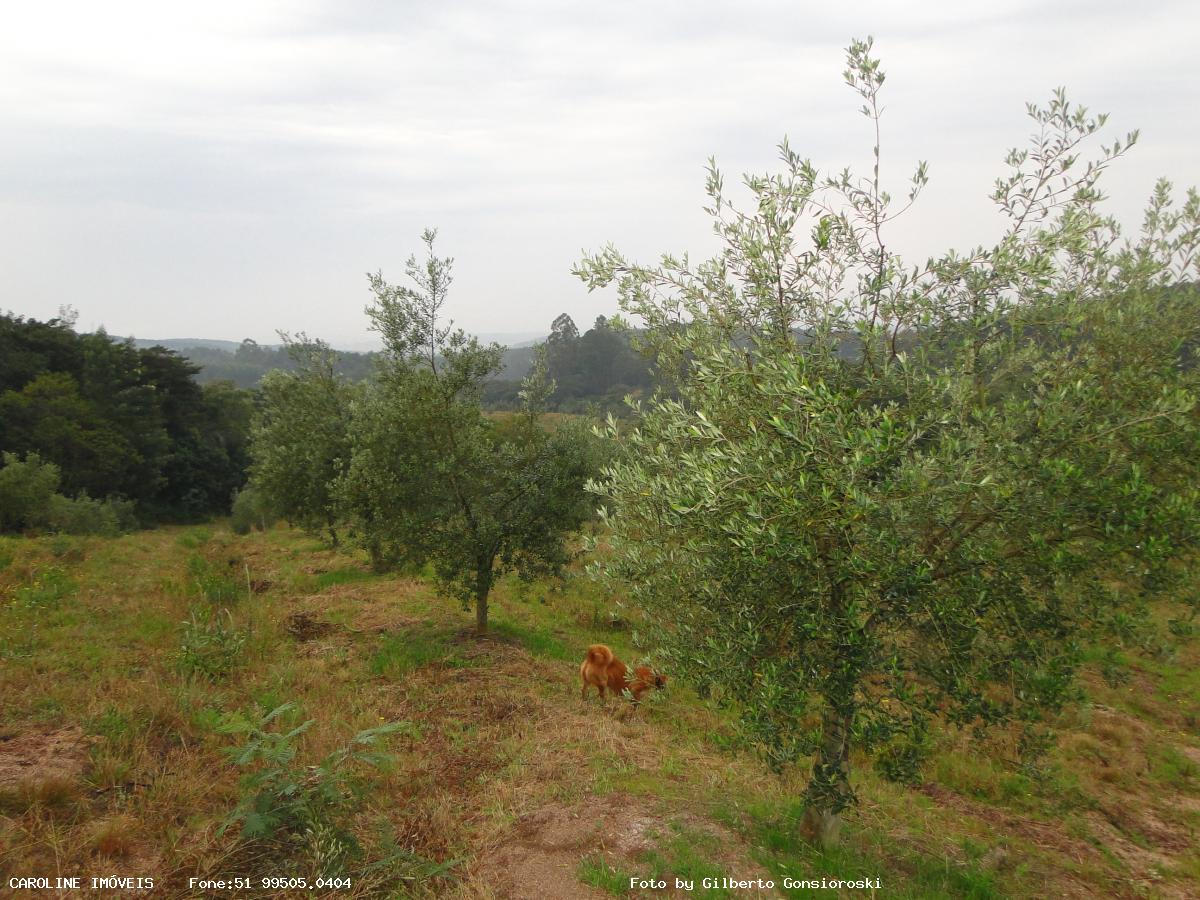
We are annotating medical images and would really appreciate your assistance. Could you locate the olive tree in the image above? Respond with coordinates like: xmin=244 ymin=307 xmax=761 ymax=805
xmin=249 ymin=336 xmax=356 ymax=546
xmin=575 ymin=38 xmax=1200 ymax=846
xmin=338 ymin=230 xmax=600 ymax=633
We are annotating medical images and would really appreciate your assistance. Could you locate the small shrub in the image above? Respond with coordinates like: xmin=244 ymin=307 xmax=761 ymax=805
xmin=42 ymin=493 xmax=122 ymax=536
xmin=0 ymin=453 xmax=136 ymax=536
xmin=177 ymin=606 xmax=246 ymax=680
xmin=873 ymin=726 xmax=933 ymax=785
xmin=47 ymin=534 xmax=85 ymax=560
xmin=1097 ymin=646 xmax=1132 ymax=687
xmin=0 ymin=451 xmax=61 ymax=533
xmin=230 ymin=486 xmax=277 ymax=535
xmin=217 ymin=704 xmax=413 ymax=874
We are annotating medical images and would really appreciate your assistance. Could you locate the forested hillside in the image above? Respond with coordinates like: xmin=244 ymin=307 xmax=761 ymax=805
xmin=482 ymin=314 xmax=655 ymax=412
xmin=141 ymin=338 xmax=379 ymax=389
xmin=0 ymin=312 xmax=252 ymax=525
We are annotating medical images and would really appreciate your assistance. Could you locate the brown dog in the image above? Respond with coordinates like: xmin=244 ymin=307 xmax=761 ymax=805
xmin=579 ymin=644 xmax=667 ymax=704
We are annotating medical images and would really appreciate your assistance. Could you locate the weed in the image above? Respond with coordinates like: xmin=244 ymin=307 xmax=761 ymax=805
xmin=48 ymin=534 xmax=85 ymax=560
xmin=744 ymin=800 xmax=1002 ymax=899
xmin=176 ymin=528 xmax=213 ymax=549
xmin=217 ymin=704 xmax=413 ymax=875
xmin=360 ymin=822 xmax=462 ymax=891
xmin=1151 ymin=745 xmax=1199 ymax=789
xmin=92 ymin=707 xmax=133 ymax=744
xmin=643 ymin=824 xmax=732 ymax=899
xmin=177 ymin=606 xmax=247 ymax=680
xmin=591 ymin=751 xmax=638 ymax=795
xmin=0 ymin=634 xmax=39 ymax=659
xmin=186 ymin=554 xmax=244 ymax=604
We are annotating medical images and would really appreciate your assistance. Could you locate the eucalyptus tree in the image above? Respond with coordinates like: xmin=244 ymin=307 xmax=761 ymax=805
xmin=339 ymin=230 xmax=600 ymax=633
xmin=575 ymin=38 xmax=1200 ymax=846
xmin=249 ymin=335 xmax=357 ymax=546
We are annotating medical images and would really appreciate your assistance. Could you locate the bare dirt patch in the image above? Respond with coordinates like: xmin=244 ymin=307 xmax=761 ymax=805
xmin=0 ymin=725 xmax=91 ymax=798
xmin=285 ymin=611 xmax=334 ymax=641
xmin=464 ymin=793 xmax=776 ymax=899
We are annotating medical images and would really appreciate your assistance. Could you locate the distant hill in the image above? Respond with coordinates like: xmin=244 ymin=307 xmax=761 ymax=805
xmin=123 ymin=337 xmax=250 ymax=353
xmin=117 ymin=319 xmax=655 ymax=412
xmin=116 ymin=336 xmax=544 ymax=391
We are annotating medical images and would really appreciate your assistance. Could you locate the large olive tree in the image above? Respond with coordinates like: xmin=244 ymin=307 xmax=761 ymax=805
xmin=575 ymin=38 xmax=1200 ymax=845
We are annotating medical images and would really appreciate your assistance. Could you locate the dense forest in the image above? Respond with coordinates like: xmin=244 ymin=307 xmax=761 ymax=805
xmin=0 ymin=312 xmax=252 ymax=528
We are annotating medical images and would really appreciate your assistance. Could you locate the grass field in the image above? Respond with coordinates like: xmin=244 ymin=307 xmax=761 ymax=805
xmin=1 ymin=525 xmax=1198 ymax=898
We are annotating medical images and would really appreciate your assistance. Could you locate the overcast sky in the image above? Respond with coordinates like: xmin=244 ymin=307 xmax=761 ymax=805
xmin=2 ymin=1 xmax=1197 ymax=349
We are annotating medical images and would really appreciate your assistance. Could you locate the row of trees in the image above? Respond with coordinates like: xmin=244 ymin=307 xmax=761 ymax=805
xmin=0 ymin=312 xmax=253 ymax=527
xmin=248 ymin=232 xmax=604 ymax=633
xmin=576 ymin=38 xmax=1200 ymax=845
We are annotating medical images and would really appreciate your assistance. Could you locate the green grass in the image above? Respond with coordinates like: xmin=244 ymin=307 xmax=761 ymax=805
xmin=1151 ymin=744 xmax=1199 ymax=789
xmin=310 ymin=566 xmax=379 ymax=591
xmin=745 ymin=801 xmax=1002 ymax=899
xmin=2 ymin=524 xmax=1197 ymax=898
xmin=643 ymin=824 xmax=736 ymax=898
xmin=175 ymin=527 xmax=212 ymax=549
xmin=490 ymin=620 xmax=575 ymax=660
xmin=579 ymin=855 xmax=637 ymax=895
xmin=369 ymin=628 xmax=468 ymax=676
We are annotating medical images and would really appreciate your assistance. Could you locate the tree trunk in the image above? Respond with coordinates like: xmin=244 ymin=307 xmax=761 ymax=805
xmin=474 ymin=560 xmax=493 ymax=635
xmin=800 ymin=702 xmax=854 ymax=848
xmin=366 ymin=539 xmax=386 ymax=573
xmin=326 ymin=515 xmax=339 ymax=549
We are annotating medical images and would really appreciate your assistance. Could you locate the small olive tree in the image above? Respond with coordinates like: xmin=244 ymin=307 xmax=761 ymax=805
xmin=338 ymin=230 xmax=600 ymax=632
xmin=575 ymin=38 xmax=1200 ymax=846
xmin=249 ymin=336 xmax=357 ymax=546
